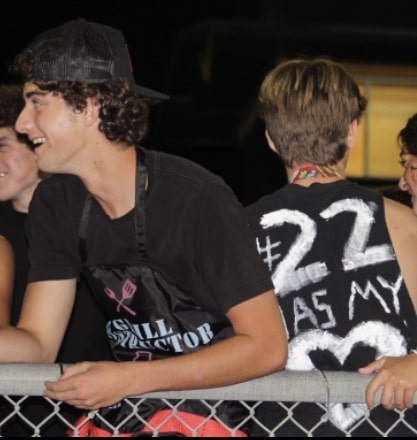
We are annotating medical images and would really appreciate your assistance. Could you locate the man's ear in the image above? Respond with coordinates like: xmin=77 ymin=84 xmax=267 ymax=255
xmin=265 ymin=129 xmax=278 ymax=153
xmin=347 ymin=119 xmax=358 ymax=149
xmin=84 ymin=98 xmax=100 ymax=126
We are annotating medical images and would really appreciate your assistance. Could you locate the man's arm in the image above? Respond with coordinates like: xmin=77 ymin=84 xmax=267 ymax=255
xmin=0 ymin=279 xmax=76 ymax=362
xmin=44 ymin=289 xmax=288 ymax=410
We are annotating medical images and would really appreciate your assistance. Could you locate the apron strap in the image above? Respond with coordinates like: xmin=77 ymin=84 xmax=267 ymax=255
xmin=135 ymin=148 xmax=148 ymax=258
xmin=79 ymin=147 xmax=148 ymax=261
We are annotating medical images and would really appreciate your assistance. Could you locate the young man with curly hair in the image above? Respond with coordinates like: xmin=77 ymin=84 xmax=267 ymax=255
xmin=2 ymin=19 xmax=287 ymax=436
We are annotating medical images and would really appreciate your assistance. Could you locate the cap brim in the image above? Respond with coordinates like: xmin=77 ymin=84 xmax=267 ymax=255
xmin=135 ymin=84 xmax=169 ymax=103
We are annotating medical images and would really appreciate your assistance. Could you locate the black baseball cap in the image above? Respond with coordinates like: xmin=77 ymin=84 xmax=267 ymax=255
xmin=26 ymin=18 xmax=169 ymax=102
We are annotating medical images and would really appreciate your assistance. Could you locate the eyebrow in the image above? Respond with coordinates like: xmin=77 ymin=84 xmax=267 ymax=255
xmin=24 ymin=90 xmax=49 ymax=99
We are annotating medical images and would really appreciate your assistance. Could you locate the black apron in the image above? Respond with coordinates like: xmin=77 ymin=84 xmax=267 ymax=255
xmin=76 ymin=149 xmax=248 ymax=436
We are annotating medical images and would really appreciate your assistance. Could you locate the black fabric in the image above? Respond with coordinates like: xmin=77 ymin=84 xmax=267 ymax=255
xmin=246 ymin=180 xmax=417 ymax=435
xmin=0 ymin=201 xmax=114 ymax=436
xmin=27 ymin=147 xmax=273 ymax=314
xmin=28 ymin=18 xmax=169 ymax=102
xmin=0 ymin=202 xmax=113 ymax=362
xmin=25 ymin=146 xmax=273 ymax=435
xmin=0 ymin=203 xmax=27 ymax=325
xmin=76 ymin=150 xmax=246 ymax=433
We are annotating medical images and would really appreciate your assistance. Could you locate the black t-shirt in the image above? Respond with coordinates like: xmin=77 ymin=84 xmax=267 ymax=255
xmin=0 ymin=201 xmax=114 ymax=436
xmin=0 ymin=202 xmax=27 ymax=325
xmin=247 ymin=180 xmax=417 ymax=367
xmin=26 ymin=147 xmax=273 ymax=320
xmin=0 ymin=201 xmax=112 ymax=363
xmin=246 ymin=180 xmax=417 ymax=434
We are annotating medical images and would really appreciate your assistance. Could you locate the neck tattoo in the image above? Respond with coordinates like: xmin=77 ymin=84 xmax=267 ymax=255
xmin=289 ymin=165 xmax=341 ymax=184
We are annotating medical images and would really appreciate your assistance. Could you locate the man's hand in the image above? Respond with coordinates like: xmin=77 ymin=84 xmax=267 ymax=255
xmin=44 ymin=361 xmax=132 ymax=409
xmin=358 ymin=354 xmax=417 ymax=411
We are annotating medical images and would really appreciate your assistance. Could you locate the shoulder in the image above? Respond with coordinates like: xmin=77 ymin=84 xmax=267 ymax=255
xmin=384 ymin=196 xmax=417 ymax=250
xmin=29 ymin=174 xmax=87 ymax=223
xmin=142 ymin=147 xmax=241 ymax=214
xmin=384 ymin=196 xmax=417 ymax=232
xmin=384 ymin=197 xmax=417 ymax=313
xmin=0 ymin=201 xmax=13 ymax=215
xmin=245 ymin=188 xmax=285 ymax=218
xmin=142 ymin=147 xmax=227 ymax=190
xmin=36 ymin=173 xmax=85 ymax=191
xmin=32 ymin=174 xmax=86 ymax=204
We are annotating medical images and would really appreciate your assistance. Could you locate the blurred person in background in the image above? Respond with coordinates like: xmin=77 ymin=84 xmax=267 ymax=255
xmin=397 ymin=113 xmax=417 ymax=213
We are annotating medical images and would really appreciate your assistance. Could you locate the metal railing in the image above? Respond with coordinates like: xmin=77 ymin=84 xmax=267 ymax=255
xmin=0 ymin=364 xmax=415 ymax=437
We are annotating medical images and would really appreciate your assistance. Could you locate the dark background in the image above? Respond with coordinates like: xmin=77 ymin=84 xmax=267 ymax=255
xmin=2 ymin=0 xmax=417 ymax=205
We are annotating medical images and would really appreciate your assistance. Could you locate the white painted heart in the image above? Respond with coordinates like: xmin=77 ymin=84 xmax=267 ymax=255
xmin=286 ymin=320 xmax=407 ymax=430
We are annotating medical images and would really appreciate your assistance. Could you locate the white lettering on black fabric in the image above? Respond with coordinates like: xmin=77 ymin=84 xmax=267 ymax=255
xmin=106 ymin=318 xmax=214 ymax=354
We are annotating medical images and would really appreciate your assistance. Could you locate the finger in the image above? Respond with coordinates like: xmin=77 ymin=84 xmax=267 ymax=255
xmin=365 ymin=376 xmax=383 ymax=409
xmin=44 ymin=380 xmax=69 ymax=392
xmin=44 ymin=378 xmax=79 ymax=396
xmin=60 ymin=399 xmax=92 ymax=410
xmin=44 ymin=388 xmax=80 ymax=403
xmin=379 ymin=384 xmax=395 ymax=411
xmin=393 ymin=387 xmax=405 ymax=410
xmin=358 ymin=358 xmax=385 ymax=374
xmin=404 ymin=389 xmax=416 ymax=409
xmin=60 ymin=362 xmax=91 ymax=379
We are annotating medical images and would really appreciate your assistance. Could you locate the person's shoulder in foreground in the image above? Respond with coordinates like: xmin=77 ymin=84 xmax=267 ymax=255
xmin=4 ymin=17 xmax=288 ymax=436
xmin=246 ymin=56 xmax=417 ymax=435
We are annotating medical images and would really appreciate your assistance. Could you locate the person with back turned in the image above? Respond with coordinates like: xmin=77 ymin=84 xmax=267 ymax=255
xmin=246 ymin=56 xmax=417 ymax=436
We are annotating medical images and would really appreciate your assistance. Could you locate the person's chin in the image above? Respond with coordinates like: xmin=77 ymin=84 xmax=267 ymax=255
xmin=34 ymin=152 xmax=51 ymax=173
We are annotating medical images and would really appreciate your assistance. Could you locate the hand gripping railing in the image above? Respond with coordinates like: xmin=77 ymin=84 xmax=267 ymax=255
xmin=0 ymin=363 xmax=398 ymax=403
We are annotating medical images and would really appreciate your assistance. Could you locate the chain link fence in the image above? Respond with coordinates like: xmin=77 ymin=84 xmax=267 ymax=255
xmin=0 ymin=364 xmax=415 ymax=436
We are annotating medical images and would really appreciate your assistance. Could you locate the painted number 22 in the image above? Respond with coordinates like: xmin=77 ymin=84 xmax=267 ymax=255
xmin=258 ymin=198 xmax=395 ymax=296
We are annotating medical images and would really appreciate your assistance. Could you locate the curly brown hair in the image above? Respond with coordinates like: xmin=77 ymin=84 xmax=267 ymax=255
xmin=10 ymin=48 xmax=150 ymax=147
xmin=0 ymin=83 xmax=31 ymax=146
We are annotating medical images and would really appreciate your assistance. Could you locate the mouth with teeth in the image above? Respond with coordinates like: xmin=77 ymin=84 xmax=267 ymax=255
xmin=31 ymin=137 xmax=46 ymax=149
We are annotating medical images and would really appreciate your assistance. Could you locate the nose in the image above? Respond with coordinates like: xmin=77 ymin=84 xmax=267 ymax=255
xmin=15 ymin=106 xmax=31 ymax=135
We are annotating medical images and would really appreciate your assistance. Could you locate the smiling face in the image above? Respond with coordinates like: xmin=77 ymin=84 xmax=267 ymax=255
xmin=0 ymin=126 xmax=40 ymax=211
xmin=15 ymin=82 xmax=90 ymax=175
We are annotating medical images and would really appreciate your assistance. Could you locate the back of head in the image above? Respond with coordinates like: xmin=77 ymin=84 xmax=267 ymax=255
xmin=259 ymin=57 xmax=367 ymax=167
xmin=398 ymin=113 xmax=417 ymax=155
